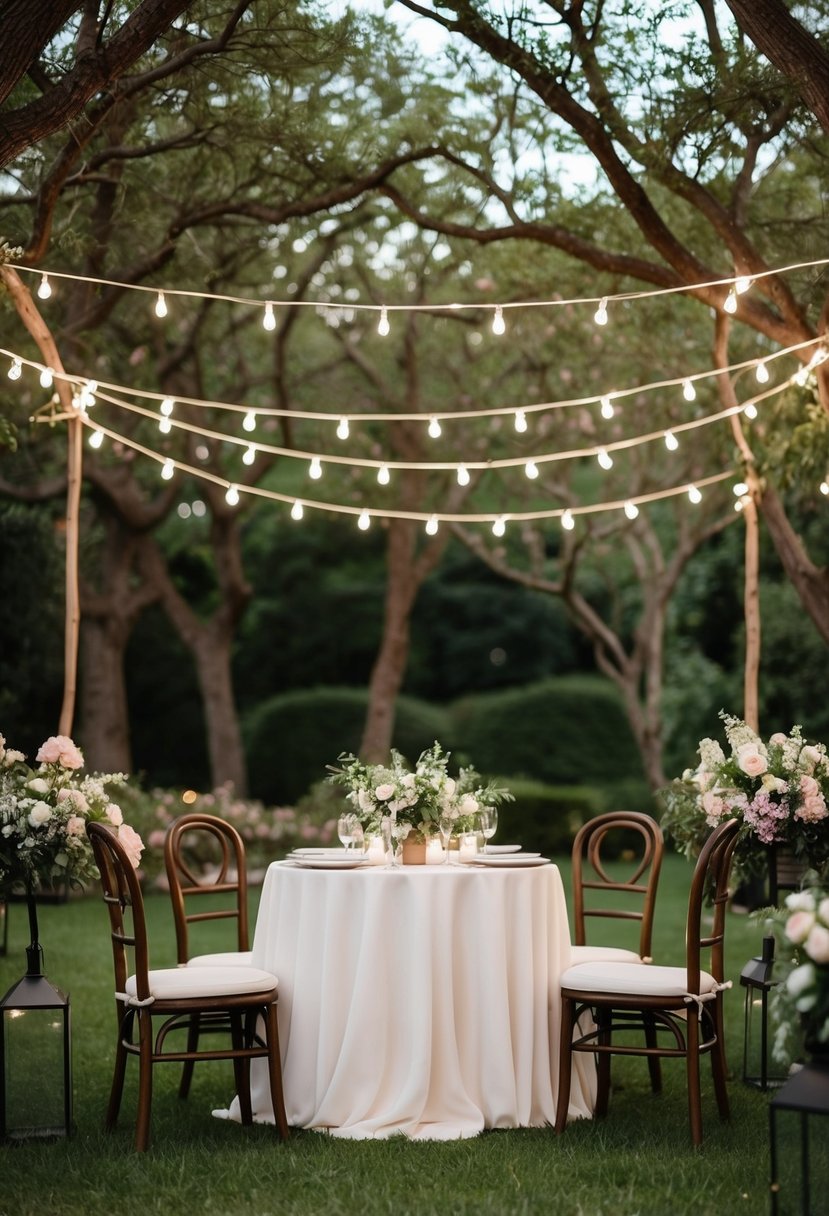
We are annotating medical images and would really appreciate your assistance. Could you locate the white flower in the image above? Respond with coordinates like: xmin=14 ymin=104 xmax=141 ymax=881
xmin=736 ymin=743 xmax=768 ymax=777
xmin=105 ymin=803 xmax=124 ymax=826
xmin=818 ymin=897 xmax=829 ymax=925
xmin=402 ymin=773 xmax=416 ymax=789
xmin=375 ymin=783 xmax=395 ymax=801
xmin=443 ymin=777 xmax=456 ymax=797
xmin=786 ymin=890 xmax=818 ymax=912
xmin=357 ymin=789 xmax=374 ymax=813
xmin=27 ymin=801 xmax=52 ymax=827
xmin=698 ymin=739 xmax=725 ymax=770
xmin=800 ymin=745 xmax=824 ymax=773
xmin=761 ymin=773 xmax=787 ymax=794
xmin=459 ymin=794 xmax=479 ymax=816
xmin=805 ymin=924 xmax=829 ymax=964
xmin=786 ymin=962 xmax=816 ymax=998
xmin=26 ymin=777 xmax=49 ymax=795
xmin=3 ymin=749 xmax=24 ymax=765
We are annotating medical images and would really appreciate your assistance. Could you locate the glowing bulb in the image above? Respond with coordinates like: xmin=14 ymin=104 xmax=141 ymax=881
xmin=161 ymin=459 xmax=175 ymax=480
xmin=624 ymin=501 xmax=639 ymax=520
xmin=600 ymin=396 xmax=614 ymax=420
xmin=336 ymin=417 xmax=350 ymax=440
xmin=525 ymin=460 xmax=539 ymax=479
xmin=377 ymin=464 xmax=390 ymax=485
xmin=795 ymin=366 xmax=809 ymax=387
xmin=225 ymin=484 xmax=240 ymax=505
xmin=514 ymin=409 xmax=528 ymax=433
xmin=688 ymin=485 xmax=702 ymax=504
xmin=88 ymin=429 xmax=104 ymax=449
xmin=735 ymin=276 xmax=751 ymax=295
xmin=309 ymin=457 xmax=322 ymax=479
xmin=491 ymin=306 xmax=506 ymax=336
xmin=594 ymin=297 xmax=608 ymax=326
xmin=291 ymin=500 xmax=304 ymax=520
xmin=243 ymin=410 xmax=256 ymax=432
xmin=428 ymin=417 xmax=442 ymax=439
xmin=724 ymin=290 xmax=738 ymax=314
xmin=682 ymin=379 xmax=696 ymax=401
xmin=820 ymin=482 xmax=829 ymax=496
xmin=561 ymin=509 xmax=575 ymax=531
xmin=743 ymin=402 xmax=758 ymax=419
xmin=733 ymin=482 xmax=749 ymax=496
xmin=154 ymin=291 xmax=168 ymax=318
xmin=597 ymin=448 xmax=613 ymax=470
xmin=755 ymin=361 xmax=769 ymax=384
xmin=457 ymin=465 xmax=470 ymax=486
xmin=243 ymin=444 xmax=256 ymax=465
xmin=377 ymin=306 xmax=390 ymax=337
xmin=159 ymin=417 xmax=172 ymax=434
xmin=425 ymin=515 xmax=439 ymax=536
xmin=37 ymin=274 xmax=52 ymax=300
xmin=262 ymin=302 xmax=276 ymax=331
xmin=492 ymin=516 xmax=506 ymax=537
xmin=734 ymin=498 xmax=744 ymax=513
xmin=664 ymin=431 xmax=679 ymax=451
xmin=40 ymin=367 xmax=53 ymax=388
xmin=358 ymin=509 xmax=371 ymax=531
xmin=160 ymin=396 xmax=175 ymax=416
xmin=79 ymin=380 xmax=97 ymax=409
xmin=7 ymin=357 xmax=21 ymax=380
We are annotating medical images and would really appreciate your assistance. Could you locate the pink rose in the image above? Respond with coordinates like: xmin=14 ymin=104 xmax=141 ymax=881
xmin=786 ymin=909 xmax=816 ymax=944
xmin=796 ymin=790 xmax=828 ymax=824
xmin=58 ymin=787 xmax=88 ymax=812
xmin=375 ymin=784 xmax=396 ymax=801
xmin=801 ymin=746 xmax=823 ymax=773
xmin=106 ymin=803 xmax=124 ymax=827
xmin=66 ymin=815 xmax=86 ymax=837
xmin=769 ymin=732 xmax=787 ymax=746
xmin=701 ymin=790 xmax=726 ymax=825
xmin=117 ymin=823 xmax=144 ymax=868
xmin=36 ymin=734 xmax=84 ymax=770
xmin=805 ymin=924 xmax=829 ymax=965
xmin=737 ymin=744 xmax=767 ymax=777
xmin=800 ymin=775 xmax=821 ymax=800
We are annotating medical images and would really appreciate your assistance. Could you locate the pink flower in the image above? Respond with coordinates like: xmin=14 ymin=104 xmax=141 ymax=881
xmin=147 ymin=829 xmax=166 ymax=849
xmin=66 ymin=815 xmax=86 ymax=837
xmin=786 ymin=910 xmax=816 ymax=944
xmin=36 ymin=734 xmax=84 ymax=770
xmin=769 ymin=732 xmax=788 ymax=746
xmin=117 ymin=823 xmax=144 ymax=868
xmin=800 ymin=775 xmax=821 ymax=800
xmin=105 ymin=803 xmax=124 ymax=827
xmin=57 ymin=787 xmax=88 ymax=812
xmin=701 ymin=790 xmax=726 ymax=825
xmin=737 ymin=744 xmax=767 ymax=777
xmin=375 ymin=783 xmax=395 ymax=801
xmin=805 ymin=924 xmax=829 ymax=964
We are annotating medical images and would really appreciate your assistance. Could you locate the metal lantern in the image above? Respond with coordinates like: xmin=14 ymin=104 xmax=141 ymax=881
xmin=0 ymin=896 xmax=72 ymax=1142
xmin=740 ymin=935 xmax=788 ymax=1090
xmin=770 ymin=1062 xmax=829 ymax=1215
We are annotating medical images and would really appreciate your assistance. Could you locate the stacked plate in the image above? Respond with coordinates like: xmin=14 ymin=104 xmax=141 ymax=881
xmin=288 ymin=847 xmax=368 ymax=870
xmin=471 ymin=848 xmax=550 ymax=867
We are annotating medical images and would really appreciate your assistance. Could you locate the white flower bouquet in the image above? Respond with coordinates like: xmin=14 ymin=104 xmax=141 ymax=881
xmin=769 ymin=885 xmax=829 ymax=1061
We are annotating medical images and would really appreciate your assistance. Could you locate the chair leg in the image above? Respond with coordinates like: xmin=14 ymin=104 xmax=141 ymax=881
xmin=230 ymin=1012 xmax=252 ymax=1125
xmin=106 ymin=1036 xmax=129 ymax=1131
xmin=264 ymin=1003 xmax=290 ymax=1140
xmin=135 ymin=1010 xmax=155 ymax=1152
xmin=554 ymin=995 xmax=576 ymax=1134
xmin=643 ymin=1012 xmax=663 ymax=1094
xmin=685 ymin=1007 xmax=703 ymax=1147
xmin=709 ymin=999 xmax=730 ymax=1120
xmin=178 ymin=1013 xmax=200 ymax=1100
xmin=594 ymin=1008 xmax=612 ymax=1119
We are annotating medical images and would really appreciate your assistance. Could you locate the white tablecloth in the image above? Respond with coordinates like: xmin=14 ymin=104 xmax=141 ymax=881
xmin=217 ymin=861 xmax=596 ymax=1140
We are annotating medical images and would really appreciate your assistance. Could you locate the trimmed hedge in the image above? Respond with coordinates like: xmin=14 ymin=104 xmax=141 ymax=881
xmin=495 ymin=778 xmax=604 ymax=857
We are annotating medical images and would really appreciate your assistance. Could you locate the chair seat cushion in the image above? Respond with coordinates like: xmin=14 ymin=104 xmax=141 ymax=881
xmin=569 ymin=945 xmax=642 ymax=965
xmin=187 ymin=950 xmax=254 ymax=968
xmin=560 ymin=961 xmax=718 ymax=999
xmin=124 ymin=963 xmax=278 ymax=1003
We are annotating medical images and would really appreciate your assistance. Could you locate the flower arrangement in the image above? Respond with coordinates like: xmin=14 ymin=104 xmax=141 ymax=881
xmin=661 ymin=712 xmax=829 ymax=883
xmin=768 ymin=885 xmax=829 ymax=1062
xmin=0 ymin=731 xmax=144 ymax=893
xmin=327 ymin=741 xmax=513 ymax=839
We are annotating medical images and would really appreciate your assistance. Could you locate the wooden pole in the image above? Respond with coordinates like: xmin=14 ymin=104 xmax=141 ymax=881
xmin=0 ymin=265 xmax=82 ymax=737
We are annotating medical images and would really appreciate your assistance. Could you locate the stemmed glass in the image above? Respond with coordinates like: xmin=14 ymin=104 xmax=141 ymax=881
xmin=479 ymin=807 xmax=498 ymax=854
xmin=337 ymin=813 xmax=358 ymax=853
xmin=382 ymin=814 xmax=405 ymax=869
xmin=438 ymin=815 xmax=454 ymax=865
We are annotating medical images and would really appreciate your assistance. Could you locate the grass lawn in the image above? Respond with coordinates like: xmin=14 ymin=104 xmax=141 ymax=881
xmin=0 ymin=854 xmax=774 ymax=1216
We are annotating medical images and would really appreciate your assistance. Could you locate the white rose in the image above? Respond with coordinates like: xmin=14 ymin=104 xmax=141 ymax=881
xmin=357 ymin=789 xmax=374 ymax=813
xmin=806 ymin=924 xmax=829 ymax=964
xmin=443 ymin=777 xmax=456 ymax=797
xmin=26 ymin=777 xmax=49 ymax=795
xmin=459 ymin=794 xmax=479 ymax=816
xmin=785 ymin=891 xmax=817 ymax=912
xmin=4 ymin=749 xmax=24 ymax=765
xmin=28 ymin=801 xmax=52 ymax=827
xmin=375 ymin=783 xmax=395 ymax=801
xmin=786 ymin=962 xmax=816 ymax=998
xmin=801 ymin=745 xmax=823 ymax=773
xmin=737 ymin=743 xmax=768 ymax=777
xmin=818 ymin=897 xmax=829 ymax=926
xmin=402 ymin=774 xmax=416 ymax=789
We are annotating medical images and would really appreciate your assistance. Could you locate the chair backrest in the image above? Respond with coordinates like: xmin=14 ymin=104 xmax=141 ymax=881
xmin=685 ymin=817 xmax=741 ymax=992
xmin=164 ymin=814 xmax=249 ymax=964
xmin=571 ymin=811 xmax=664 ymax=959
xmin=86 ymin=822 xmax=153 ymax=1003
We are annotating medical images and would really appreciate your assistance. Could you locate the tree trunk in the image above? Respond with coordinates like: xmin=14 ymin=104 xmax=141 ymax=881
xmin=191 ymin=629 xmax=248 ymax=793
xmin=78 ymin=615 xmax=133 ymax=773
xmin=759 ymin=485 xmax=829 ymax=646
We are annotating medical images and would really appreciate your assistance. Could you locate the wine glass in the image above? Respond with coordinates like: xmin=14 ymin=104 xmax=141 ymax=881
xmin=381 ymin=815 xmax=399 ymax=869
xmin=480 ymin=807 xmax=498 ymax=854
xmin=438 ymin=815 xmax=454 ymax=865
xmin=337 ymin=813 xmax=357 ymax=853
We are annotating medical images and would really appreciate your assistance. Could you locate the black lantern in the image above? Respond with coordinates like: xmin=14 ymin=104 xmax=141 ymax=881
xmin=0 ymin=892 xmax=72 ymax=1141
xmin=741 ymin=935 xmax=788 ymax=1090
xmin=770 ymin=1061 xmax=829 ymax=1215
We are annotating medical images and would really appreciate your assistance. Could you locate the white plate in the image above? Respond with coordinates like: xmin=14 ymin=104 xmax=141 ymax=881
xmin=291 ymin=848 xmax=353 ymax=856
xmin=470 ymin=855 xmax=550 ymax=867
xmin=483 ymin=844 xmax=522 ymax=854
xmin=291 ymin=856 xmax=369 ymax=870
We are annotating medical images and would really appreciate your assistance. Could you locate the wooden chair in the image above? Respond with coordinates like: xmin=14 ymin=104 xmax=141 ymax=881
xmin=86 ymin=821 xmax=289 ymax=1151
xmin=555 ymin=817 xmax=740 ymax=1146
xmin=570 ymin=811 xmax=664 ymax=966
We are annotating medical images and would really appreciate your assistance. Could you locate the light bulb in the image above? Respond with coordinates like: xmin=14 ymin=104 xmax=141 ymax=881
xmin=514 ymin=409 xmax=528 ymax=433
xmin=743 ymin=402 xmax=758 ymax=419
xmin=225 ymin=484 xmax=240 ymax=505
xmin=336 ymin=417 xmax=350 ymax=440
xmin=161 ymin=459 xmax=175 ymax=480
xmin=377 ymin=306 xmax=390 ymax=337
xmin=735 ymin=276 xmax=751 ymax=295
xmin=428 ymin=417 xmax=442 ymax=439
xmin=733 ymin=481 xmax=749 ymax=496
xmin=597 ymin=448 xmax=613 ymax=470
xmin=491 ymin=306 xmax=506 ymax=336
xmin=37 ymin=274 xmax=52 ymax=300
xmin=377 ymin=464 xmax=390 ymax=485
xmin=40 ymin=367 xmax=53 ymax=388
xmin=795 ymin=366 xmax=809 ymax=387
xmin=358 ymin=509 xmax=370 ymax=531
xmin=243 ymin=444 xmax=256 ymax=465
xmin=682 ymin=379 xmax=696 ymax=401
xmin=154 ymin=291 xmax=168 ymax=318
xmin=755 ymin=361 xmax=770 ymax=384
xmin=88 ymin=429 xmax=104 ymax=449
xmin=688 ymin=485 xmax=702 ymax=504
xmin=457 ymin=465 xmax=470 ymax=486
xmin=664 ymin=431 xmax=679 ymax=451
xmin=525 ymin=460 xmax=539 ymax=479
xmin=734 ymin=498 xmax=744 ymax=513
xmin=243 ymin=410 xmax=256 ymax=432
xmin=724 ymin=290 xmax=738 ymax=314
xmin=80 ymin=380 xmax=97 ymax=409
xmin=561 ymin=509 xmax=575 ymax=531
xmin=594 ymin=297 xmax=608 ymax=326
xmin=600 ymin=395 xmax=614 ymax=420
xmin=291 ymin=500 xmax=304 ymax=520
xmin=820 ymin=482 xmax=829 ymax=496
xmin=159 ymin=417 xmax=172 ymax=434
xmin=7 ymin=357 xmax=21 ymax=380
xmin=262 ymin=302 xmax=276 ymax=331
xmin=624 ymin=501 xmax=639 ymax=520
xmin=160 ymin=396 xmax=175 ymax=416
xmin=309 ymin=457 xmax=322 ymax=479
xmin=425 ymin=515 xmax=439 ymax=536
xmin=492 ymin=516 xmax=506 ymax=537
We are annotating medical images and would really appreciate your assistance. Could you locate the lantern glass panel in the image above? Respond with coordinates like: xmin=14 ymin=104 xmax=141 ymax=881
xmin=1 ymin=975 xmax=72 ymax=1141
xmin=770 ymin=1064 xmax=829 ymax=1216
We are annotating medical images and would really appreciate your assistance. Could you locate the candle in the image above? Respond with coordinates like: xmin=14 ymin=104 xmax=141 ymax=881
xmin=425 ymin=838 xmax=443 ymax=865
xmin=366 ymin=836 xmax=386 ymax=866
xmin=458 ymin=833 xmax=479 ymax=863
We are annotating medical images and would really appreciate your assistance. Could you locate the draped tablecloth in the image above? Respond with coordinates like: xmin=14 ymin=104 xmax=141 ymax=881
xmin=215 ymin=861 xmax=596 ymax=1140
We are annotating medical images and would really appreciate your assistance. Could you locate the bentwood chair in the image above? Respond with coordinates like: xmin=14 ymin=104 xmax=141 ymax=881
xmin=555 ymin=817 xmax=741 ymax=1146
xmin=86 ymin=822 xmax=289 ymax=1151
xmin=570 ymin=812 xmax=664 ymax=966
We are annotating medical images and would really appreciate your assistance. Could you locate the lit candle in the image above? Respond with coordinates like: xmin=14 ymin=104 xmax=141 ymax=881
xmin=366 ymin=836 xmax=386 ymax=866
xmin=425 ymin=838 xmax=443 ymax=865
xmin=458 ymin=833 xmax=479 ymax=863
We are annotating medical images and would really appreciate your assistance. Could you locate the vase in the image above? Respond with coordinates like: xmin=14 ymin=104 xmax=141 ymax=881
xmin=401 ymin=837 xmax=427 ymax=866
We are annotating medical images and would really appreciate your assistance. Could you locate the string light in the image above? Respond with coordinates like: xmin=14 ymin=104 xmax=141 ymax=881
xmin=37 ymin=274 xmax=52 ymax=300
xmin=161 ymin=459 xmax=175 ymax=480
xmin=243 ymin=444 xmax=256 ymax=465
xmin=225 ymin=483 xmax=240 ymax=505
xmin=594 ymin=297 xmax=608 ymax=326
xmin=734 ymin=498 xmax=745 ymax=512
xmin=492 ymin=516 xmax=506 ymax=537
xmin=733 ymin=482 xmax=749 ymax=496
xmin=795 ymin=366 xmax=810 ymax=387
xmin=597 ymin=448 xmax=613 ymax=470
xmin=491 ymin=306 xmax=506 ymax=336
xmin=743 ymin=402 xmax=758 ymax=419
xmin=88 ymin=429 xmax=104 ymax=449
xmin=160 ymin=397 xmax=175 ymax=416
xmin=154 ymin=291 xmax=168 ymax=319
xmin=561 ymin=509 xmax=575 ymax=530
xmin=600 ymin=395 xmax=614 ymax=420
xmin=378 ymin=464 xmax=391 ymax=485
xmin=425 ymin=515 xmax=439 ymax=535
xmin=79 ymin=380 xmax=97 ymax=409
xmin=291 ymin=500 xmax=304 ymax=520
xmin=624 ymin=501 xmax=639 ymax=519
xmin=724 ymin=290 xmax=738 ymax=314
xmin=735 ymin=276 xmax=752 ymax=295
xmin=525 ymin=460 xmax=539 ymax=479
xmin=457 ymin=465 xmax=470 ymax=486
xmin=514 ymin=409 xmax=528 ymax=433
xmin=309 ymin=457 xmax=323 ymax=479
xmin=358 ymin=509 xmax=371 ymax=530
xmin=682 ymin=379 xmax=696 ymax=401
xmin=159 ymin=417 xmax=172 ymax=434
xmin=820 ymin=482 xmax=829 ymax=496
xmin=428 ymin=417 xmax=442 ymax=439
xmin=262 ymin=302 xmax=276 ymax=331
xmin=755 ymin=361 xmax=770 ymax=384
xmin=336 ymin=417 xmax=350 ymax=440
xmin=243 ymin=410 xmax=257 ymax=432
xmin=688 ymin=485 xmax=702 ymax=504
xmin=377 ymin=306 xmax=390 ymax=337
xmin=664 ymin=431 xmax=679 ymax=451
xmin=39 ymin=367 xmax=53 ymax=388
xmin=7 ymin=357 xmax=21 ymax=380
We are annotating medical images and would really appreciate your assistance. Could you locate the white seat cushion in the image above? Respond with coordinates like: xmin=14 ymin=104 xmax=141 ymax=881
xmin=569 ymin=945 xmax=642 ymax=965
xmin=124 ymin=963 xmax=278 ymax=1003
xmin=560 ymin=961 xmax=718 ymax=999
xmin=187 ymin=950 xmax=254 ymax=968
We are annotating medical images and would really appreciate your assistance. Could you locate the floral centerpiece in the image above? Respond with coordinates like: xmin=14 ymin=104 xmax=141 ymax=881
xmin=0 ymin=731 xmax=144 ymax=896
xmin=768 ymin=885 xmax=829 ymax=1063
xmin=661 ymin=712 xmax=829 ymax=886
xmin=327 ymin=741 xmax=512 ymax=842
